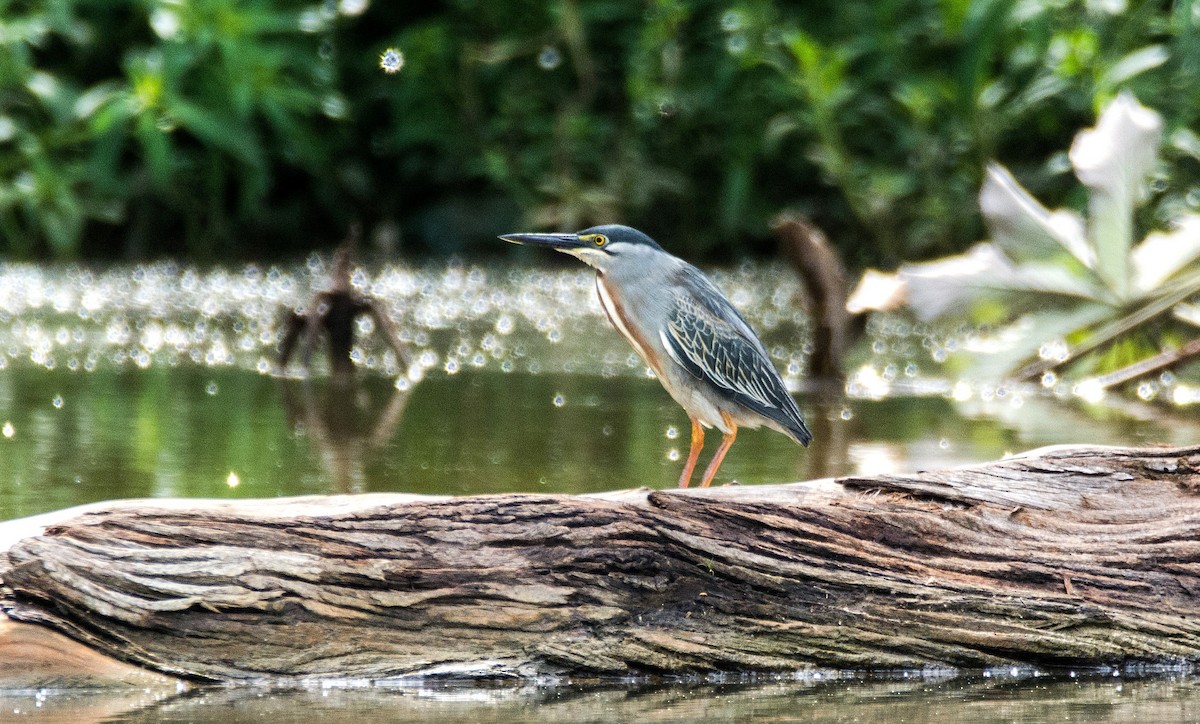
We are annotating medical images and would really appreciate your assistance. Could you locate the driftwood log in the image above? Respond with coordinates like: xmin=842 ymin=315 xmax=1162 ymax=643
xmin=2 ymin=444 xmax=1200 ymax=685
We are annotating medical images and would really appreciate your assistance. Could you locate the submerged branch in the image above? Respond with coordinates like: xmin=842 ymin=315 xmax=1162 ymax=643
xmin=1090 ymin=336 xmax=1200 ymax=390
xmin=1015 ymin=270 xmax=1200 ymax=381
xmin=772 ymin=212 xmax=854 ymax=382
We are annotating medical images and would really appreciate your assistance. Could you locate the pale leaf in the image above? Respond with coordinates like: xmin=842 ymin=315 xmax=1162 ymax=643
xmin=845 ymin=270 xmax=906 ymax=314
xmin=980 ymin=162 xmax=1093 ymax=268
xmin=1174 ymin=302 xmax=1200 ymax=329
xmin=1070 ymin=92 xmax=1162 ymax=205
xmin=1130 ymin=216 xmax=1200 ymax=295
xmin=958 ymin=304 xmax=1114 ymax=381
xmin=898 ymin=243 xmax=1106 ymax=321
xmin=1069 ymin=92 xmax=1163 ymax=299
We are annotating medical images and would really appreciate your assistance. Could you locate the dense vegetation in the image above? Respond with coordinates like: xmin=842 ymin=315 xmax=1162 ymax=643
xmin=2 ymin=0 xmax=1198 ymax=263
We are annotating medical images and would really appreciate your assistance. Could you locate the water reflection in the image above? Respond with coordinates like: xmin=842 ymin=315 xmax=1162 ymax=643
xmin=0 ymin=260 xmax=813 ymax=387
xmin=2 ymin=363 xmax=1200 ymax=521
xmin=2 ymin=259 xmax=1200 ymax=522
xmin=2 ymin=672 xmax=1198 ymax=722
xmin=278 ymin=379 xmax=411 ymax=494
xmin=3 ymin=259 xmax=1196 ymax=407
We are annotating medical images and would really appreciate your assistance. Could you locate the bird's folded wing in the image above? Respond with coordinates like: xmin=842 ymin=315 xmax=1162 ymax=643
xmin=661 ymin=295 xmax=786 ymax=412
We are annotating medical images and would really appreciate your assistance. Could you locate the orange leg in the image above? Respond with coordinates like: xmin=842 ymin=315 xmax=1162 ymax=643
xmin=677 ymin=418 xmax=706 ymax=488
xmin=698 ymin=412 xmax=738 ymax=488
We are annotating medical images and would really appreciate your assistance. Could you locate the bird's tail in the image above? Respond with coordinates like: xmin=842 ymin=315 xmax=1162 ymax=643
xmin=775 ymin=392 xmax=813 ymax=448
xmin=787 ymin=416 xmax=813 ymax=448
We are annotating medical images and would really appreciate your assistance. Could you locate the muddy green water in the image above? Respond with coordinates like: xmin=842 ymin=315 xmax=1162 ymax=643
xmin=1 ymin=258 xmax=1195 ymax=519
xmin=3 ymin=672 xmax=1200 ymax=722
xmin=0 ymin=365 xmax=1195 ymax=521
xmin=2 ymin=260 xmax=1200 ymax=720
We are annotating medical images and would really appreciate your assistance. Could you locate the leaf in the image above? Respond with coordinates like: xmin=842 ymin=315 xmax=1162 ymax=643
xmin=1175 ymin=303 xmax=1200 ymax=329
xmin=136 ymin=114 xmax=172 ymax=188
xmin=897 ymin=243 xmax=1105 ymax=322
xmin=1016 ymin=268 xmax=1200 ymax=380
xmin=980 ymin=162 xmax=1093 ymax=269
xmin=73 ymin=81 xmax=124 ymax=122
xmin=1172 ymin=128 xmax=1200 ymax=162
xmin=1130 ymin=215 xmax=1200 ymax=295
xmin=959 ymin=303 xmax=1113 ymax=381
xmin=845 ymin=270 xmax=906 ymax=314
xmin=170 ymin=99 xmax=264 ymax=168
xmin=1100 ymin=45 xmax=1169 ymax=89
xmin=1069 ymin=92 xmax=1163 ymax=300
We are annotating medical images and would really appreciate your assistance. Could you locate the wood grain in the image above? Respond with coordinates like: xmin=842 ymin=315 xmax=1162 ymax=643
xmin=1 ymin=445 xmax=1198 ymax=682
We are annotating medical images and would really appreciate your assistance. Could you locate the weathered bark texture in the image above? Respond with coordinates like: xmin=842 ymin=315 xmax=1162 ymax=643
xmin=3 ymin=445 xmax=1200 ymax=683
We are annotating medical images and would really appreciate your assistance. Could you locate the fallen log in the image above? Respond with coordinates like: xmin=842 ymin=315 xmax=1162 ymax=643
xmin=2 ymin=445 xmax=1200 ymax=685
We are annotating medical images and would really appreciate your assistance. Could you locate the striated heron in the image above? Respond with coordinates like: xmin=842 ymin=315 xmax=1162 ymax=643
xmin=500 ymin=224 xmax=811 ymax=488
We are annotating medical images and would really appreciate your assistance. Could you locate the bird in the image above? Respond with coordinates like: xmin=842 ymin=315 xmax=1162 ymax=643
xmin=500 ymin=224 xmax=811 ymax=488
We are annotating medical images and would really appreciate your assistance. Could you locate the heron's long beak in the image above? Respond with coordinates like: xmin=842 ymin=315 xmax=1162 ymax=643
xmin=498 ymin=232 xmax=584 ymax=251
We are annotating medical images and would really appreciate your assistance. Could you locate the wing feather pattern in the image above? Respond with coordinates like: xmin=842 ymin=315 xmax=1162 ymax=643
xmin=662 ymin=266 xmax=812 ymax=446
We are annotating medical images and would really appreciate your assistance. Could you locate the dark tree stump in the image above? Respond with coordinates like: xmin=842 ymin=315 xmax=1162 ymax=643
xmin=2 ymin=445 xmax=1200 ymax=684
xmin=772 ymin=212 xmax=854 ymax=383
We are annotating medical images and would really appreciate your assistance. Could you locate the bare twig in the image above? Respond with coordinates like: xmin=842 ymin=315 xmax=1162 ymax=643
xmin=1089 ymin=336 xmax=1200 ymax=390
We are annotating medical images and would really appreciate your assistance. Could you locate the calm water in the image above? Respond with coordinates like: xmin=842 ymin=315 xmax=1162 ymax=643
xmin=4 ymin=672 xmax=1200 ymax=722
xmin=2 ymin=260 xmax=1200 ymax=719
xmin=1 ymin=365 xmax=1198 ymax=521
xmin=2 ymin=259 xmax=1197 ymax=520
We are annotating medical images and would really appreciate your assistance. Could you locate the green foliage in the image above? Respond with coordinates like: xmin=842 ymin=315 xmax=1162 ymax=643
xmin=1 ymin=0 xmax=1199 ymax=261
xmin=867 ymin=94 xmax=1200 ymax=383
xmin=1 ymin=0 xmax=341 ymax=258
xmin=746 ymin=0 xmax=1200 ymax=266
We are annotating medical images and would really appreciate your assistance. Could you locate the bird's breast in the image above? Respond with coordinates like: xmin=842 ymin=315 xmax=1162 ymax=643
xmin=595 ymin=274 xmax=664 ymax=378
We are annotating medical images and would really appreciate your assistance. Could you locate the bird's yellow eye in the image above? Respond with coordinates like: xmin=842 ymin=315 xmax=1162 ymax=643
xmin=594 ymin=235 xmax=607 ymax=247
